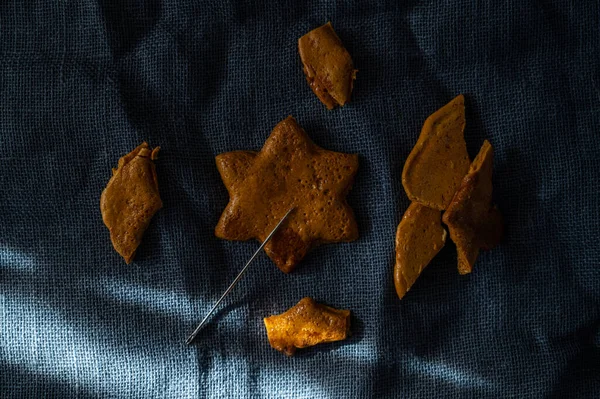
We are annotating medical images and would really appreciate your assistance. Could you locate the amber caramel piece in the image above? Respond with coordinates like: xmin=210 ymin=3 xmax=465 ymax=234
xmin=215 ymin=116 xmax=359 ymax=273
xmin=442 ymin=140 xmax=503 ymax=274
xmin=402 ymin=95 xmax=471 ymax=210
xmin=100 ymin=143 xmax=162 ymax=263
xmin=394 ymin=202 xmax=447 ymax=299
xmin=298 ymin=22 xmax=357 ymax=109
xmin=264 ymin=297 xmax=351 ymax=356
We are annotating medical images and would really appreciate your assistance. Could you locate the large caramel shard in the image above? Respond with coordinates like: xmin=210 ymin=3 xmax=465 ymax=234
xmin=442 ymin=140 xmax=503 ymax=274
xmin=100 ymin=143 xmax=162 ymax=263
xmin=394 ymin=202 xmax=447 ymax=299
xmin=263 ymin=297 xmax=351 ymax=356
xmin=402 ymin=95 xmax=471 ymax=210
xmin=215 ymin=116 xmax=359 ymax=273
xmin=298 ymin=22 xmax=357 ymax=109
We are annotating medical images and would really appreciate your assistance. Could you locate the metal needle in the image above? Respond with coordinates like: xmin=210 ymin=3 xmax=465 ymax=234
xmin=186 ymin=207 xmax=294 ymax=345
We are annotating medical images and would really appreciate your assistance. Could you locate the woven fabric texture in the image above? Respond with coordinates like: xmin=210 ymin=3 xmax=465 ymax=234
xmin=1 ymin=1 xmax=599 ymax=398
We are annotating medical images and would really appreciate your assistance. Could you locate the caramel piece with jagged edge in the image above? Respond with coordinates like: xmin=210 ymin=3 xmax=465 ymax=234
xmin=443 ymin=140 xmax=503 ymax=274
xmin=264 ymin=297 xmax=351 ymax=356
xmin=402 ymin=95 xmax=470 ymax=210
xmin=298 ymin=22 xmax=357 ymax=109
xmin=100 ymin=143 xmax=162 ymax=264
xmin=394 ymin=202 xmax=447 ymax=299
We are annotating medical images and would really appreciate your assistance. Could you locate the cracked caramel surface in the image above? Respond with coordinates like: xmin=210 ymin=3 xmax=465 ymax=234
xmin=298 ymin=22 xmax=357 ymax=109
xmin=443 ymin=140 xmax=503 ymax=274
xmin=215 ymin=116 xmax=359 ymax=273
xmin=402 ymin=95 xmax=470 ymax=210
xmin=264 ymin=297 xmax=350 ymax=356
xmin=394 ymin=202 xmax=447 ymax=299
xmin=100 ymin=143 xmax=162 ymax=264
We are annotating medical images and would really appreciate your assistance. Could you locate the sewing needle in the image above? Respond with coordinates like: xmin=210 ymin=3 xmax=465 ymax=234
xmin=186 ymin=207 xmax=294 ymax=344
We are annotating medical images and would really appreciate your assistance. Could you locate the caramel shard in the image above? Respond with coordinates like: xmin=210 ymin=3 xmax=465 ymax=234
xmin=442 ymin=140 xmax=503 ymax=274
xmin=215 ymin=116 xmax=359 ymax=273
xmin=100 ymin=143 xmax=162 ymax=263
xmin=264 ymin=297 xmax=351 ymax=356
xmin=394 ymin=202 xmax=447 ymax=299
xmin=298 ymin=22 xmax=357 ymax=109
xmin=402 ymin=95 xmax=471 ymax=210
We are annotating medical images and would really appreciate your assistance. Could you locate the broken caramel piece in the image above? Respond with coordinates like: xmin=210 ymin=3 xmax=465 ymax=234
xmin=264 ymin=297 xmax=351 ymax=356
xmin=442 ymin=140 xmax=503 ymax=274
xmin=298 ymin=22 xmax=357 ymax=109
xmin=394 ymin=202 xmax=447 ymax=299
xmin=100 ymin=143 xmax=162 ymax=264
xmin=215 ymin=116 xmax=359 ymax=273
xmin=402 ymin=95 xmax=471 ymax=210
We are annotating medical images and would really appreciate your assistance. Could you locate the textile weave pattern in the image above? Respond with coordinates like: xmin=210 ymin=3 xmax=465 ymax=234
xmin=1 ymin=1 xmax=598 ymax=398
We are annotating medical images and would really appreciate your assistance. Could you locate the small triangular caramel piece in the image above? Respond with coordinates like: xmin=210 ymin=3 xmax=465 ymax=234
xmin=100 ymin=143 xmax=162 ymax=263
xmin=298 ymin=22 xmax=357 ymax=109
xmin=402 ymin=95 xmax=471 ymax=210
xmin=394 ymin=202 xmax=447 ymax=299
xmin=442 ymin=140 xmax=503 ymax=274
xmin=264 ymin=297 xmax=350 ymax=356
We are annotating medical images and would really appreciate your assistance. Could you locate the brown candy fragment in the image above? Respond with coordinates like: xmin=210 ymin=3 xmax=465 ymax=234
xmin=215 ymin=116 xmax=359 ymax=273
xmin=442 ymin=140 xmax=503 ymax=274
xmin=402 ymin=95 xmax=471 ymax=210
xmin=263 ymin=297 xmax=351 ymax=356
xmin=100 ymin=143 xmax=162 ymax=263
xmin=394 ymin=202 xmax=447 ymax=299
xmin=298 ymin=22 xmax=357 ymax=109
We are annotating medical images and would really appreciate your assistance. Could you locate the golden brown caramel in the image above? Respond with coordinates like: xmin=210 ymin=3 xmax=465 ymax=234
xmin=100 ymin=143 xmax=162 ymax=263
xmin=443 ymin=140 xmax=503 ymax=274
xmin=264 ymin=297 xmax=350 ymax=356
xmin=215 ymin=116 xmax=359 ymax=273
xmin=402 ymin=95 xmax=470 ymax=210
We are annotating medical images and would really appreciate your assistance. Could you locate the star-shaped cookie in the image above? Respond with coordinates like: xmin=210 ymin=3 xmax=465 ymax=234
xmin=215 ymin=116 xmax=359 ymax=273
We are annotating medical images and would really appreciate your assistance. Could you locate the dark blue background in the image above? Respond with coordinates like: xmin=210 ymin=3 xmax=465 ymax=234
xmin=1 ymin=1 xmax=598 ymax=397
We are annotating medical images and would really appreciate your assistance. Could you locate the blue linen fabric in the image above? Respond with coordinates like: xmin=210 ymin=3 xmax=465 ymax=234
xmin=1 ymin=0 xmax=599 ymax=397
